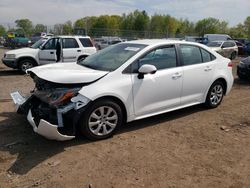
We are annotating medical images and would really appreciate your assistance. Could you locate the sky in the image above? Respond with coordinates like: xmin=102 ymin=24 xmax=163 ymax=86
xmin=0 ymin=0 xmax=249 ymax=27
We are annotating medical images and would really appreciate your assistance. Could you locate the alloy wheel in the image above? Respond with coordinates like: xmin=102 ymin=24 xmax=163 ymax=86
xmin=210 ymin=84 xmax=223 ymax=106
xmin=88 ymin=106 xmax=118 ymax=136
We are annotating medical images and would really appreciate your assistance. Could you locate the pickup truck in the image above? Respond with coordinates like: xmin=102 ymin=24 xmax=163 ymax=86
xmin=2 ymin=35 xmax=97 ymax=73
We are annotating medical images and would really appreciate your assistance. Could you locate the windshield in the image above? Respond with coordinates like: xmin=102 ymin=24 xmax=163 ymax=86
xmin=207 ymin=41 xmax=222 ymax=47
xmin=78 ymin=43 xmax=147 ymax=71
xmin=30 ymin=38 xmax=47 ymax=49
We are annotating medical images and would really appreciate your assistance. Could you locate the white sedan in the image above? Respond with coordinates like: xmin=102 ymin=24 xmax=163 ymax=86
xmin=11 ymin=39 xmax=234 ymax=141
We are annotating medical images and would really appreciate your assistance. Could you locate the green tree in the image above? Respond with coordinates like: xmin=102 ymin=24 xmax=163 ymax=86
xmin=15 ymin=19 xmax=33 ymax=36
xmin=176 ymin=19 xmax=195 ymax=37
xmin=244 ymin=16 xmax=250 ymax=38
xmin=62 ymin=21 xmax=73 ymax=35
xmin=0 ymin=25 xmax=6 ymax=36
xmin=34 ymin=24 xmax=46 ymax=33
xmin=229 ymin=24 xmax=246 ymax=38
xmin=195 ymin=17 xmax=221 ymax=36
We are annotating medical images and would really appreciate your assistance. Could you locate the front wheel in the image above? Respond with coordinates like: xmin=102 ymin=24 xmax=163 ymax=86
xmin=205 ymin=81 xmax=224 ymax=108
xmin=19 ymin=59 xmax=35 ymax=73
xmin=79 ymin=100 xmax=123 ymax=140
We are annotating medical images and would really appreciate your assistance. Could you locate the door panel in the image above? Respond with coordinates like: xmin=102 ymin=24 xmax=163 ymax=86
xmin=132 ymin=68 xmax=183 ymax=116
xmin=179 ymin=44 xmax=215 ymax=105
xmin=181 ymin=62 xmax=215 ymax=104
xmin=39 ymin=38 xmax=60 ymax=64
xmin=62 ymin=38 xmax=80 ymax=62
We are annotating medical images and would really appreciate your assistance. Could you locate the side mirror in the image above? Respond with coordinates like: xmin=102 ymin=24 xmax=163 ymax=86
xmin=138 ymin=64 xmax=157 ymax=79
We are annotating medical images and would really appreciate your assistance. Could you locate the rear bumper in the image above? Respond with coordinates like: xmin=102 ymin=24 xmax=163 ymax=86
xmin=2 ymin=58 xmax=18 ymax=69
xmin=10 ymin=91 xmax=75 ymax=141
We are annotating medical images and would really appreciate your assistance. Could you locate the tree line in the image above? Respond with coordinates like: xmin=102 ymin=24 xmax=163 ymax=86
xmin=0 ymin=10 xmax=250 ymax=38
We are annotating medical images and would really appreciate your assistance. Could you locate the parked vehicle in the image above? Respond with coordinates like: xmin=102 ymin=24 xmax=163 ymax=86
xmin=3 ymin=32 xmax=31 ymax=48
xmin=31 ymin=32 xmax=53 ymax=44
xmin=207 ymin=41 xmax=238 ymax=59
xmin=237 ymin=56 xmax=250 ymax=79
xmin=10 ymin=40 xmax=234 ymax=141
xmin=185 ymin=36 xmax=203 ymax=43
xmin=203 ymin=34 xmax=232 ymax=44
xmin=243 ymin=43 xmax=250 ymax=55
xmin=2 ymin=35 xmax=96 ymax=73
xmin=235 ymin=41 xmax=246 ymax=56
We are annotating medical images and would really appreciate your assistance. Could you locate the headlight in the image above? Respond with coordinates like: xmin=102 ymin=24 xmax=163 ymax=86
xmin=5 ymin=54 xmax=16 ymax=59
xmin=34 ymin=88 xmax=80 ymax=107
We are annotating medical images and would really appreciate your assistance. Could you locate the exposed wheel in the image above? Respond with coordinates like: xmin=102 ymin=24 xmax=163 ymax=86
xmin=19 ymin=59 xmax=35 ymax=73
xmin=205 ymin=81 xmax=224 ymax=108
xmin=230 ymin=51 xmax=236 ymax=60
xmin=79 ymin=100 xmax=123 ymax=140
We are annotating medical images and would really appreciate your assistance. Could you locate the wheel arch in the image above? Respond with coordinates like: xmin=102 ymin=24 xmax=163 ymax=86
xmin=208 ymin=77 xmax=228 ymax=96
xmin=91 ymin=95 xmax=128 ymax=124
xmin=17 ymin=56 xmax=38 ymax=67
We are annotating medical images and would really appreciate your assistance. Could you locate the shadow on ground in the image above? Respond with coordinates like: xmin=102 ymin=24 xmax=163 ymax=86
xmin=0 ymin=69 xmax=22 ymax=76
xmin=0 ymin=104 xmax=207 ymax=175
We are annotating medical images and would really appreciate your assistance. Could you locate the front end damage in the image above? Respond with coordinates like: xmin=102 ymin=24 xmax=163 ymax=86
xmin=10 ymin=75 xmax=91 ymax=141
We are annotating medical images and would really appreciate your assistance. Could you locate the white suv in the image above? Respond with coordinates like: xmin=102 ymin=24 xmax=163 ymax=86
xmin=11 ymin=40 xmax=234 ymax=141
xmin=2 ymin=36 xmax=96 ymax=73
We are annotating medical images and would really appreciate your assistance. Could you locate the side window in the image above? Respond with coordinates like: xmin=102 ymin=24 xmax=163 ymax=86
xmin=138 ymin=45 xmax=177 ymax=70
xmin=180 ymin=45 xmax=202 ymax=65
xmin=62 ymin=38 xmax=79 ymax=48
xmin=222 ymin=42 xmax=235 ymax=48
xmin=43 ymin=38 xmax=59 ymax=50
xmin=201 ymin=48 xmax=216 ymax=62
xmin=79 ymin=38 xmax=93 ymax=47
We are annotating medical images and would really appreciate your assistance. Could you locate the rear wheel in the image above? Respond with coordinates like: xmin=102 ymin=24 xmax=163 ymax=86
xmin=205 ymin=81 xmax=224 ymax=108
xmin=19 ymin=59 xmax=35 ymax=73
xmin=79 ymin=99 xmax=123 ymax=140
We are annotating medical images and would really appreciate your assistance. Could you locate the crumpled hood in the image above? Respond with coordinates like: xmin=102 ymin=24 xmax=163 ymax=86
xmin=28 ymin=63 xmax=109 ymax=84
xmin=6 ymin=47 xmax=38 ymax=55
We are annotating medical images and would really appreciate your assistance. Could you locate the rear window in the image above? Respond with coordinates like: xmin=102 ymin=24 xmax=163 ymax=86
xmin=79 ymin=38 xmax=93 ymax=47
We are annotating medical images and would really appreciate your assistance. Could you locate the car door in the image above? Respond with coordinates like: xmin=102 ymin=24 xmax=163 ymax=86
xmin=179 ymin=44 xmax=216 ymax=105
xmin=62 ymin=38 xmax=80 ymax=62
xmin=131 ymin=45 xmax=183 ymax=116
xmin=38 ymin=37 xmax=60 ymax=64
xmin=78 ymin=38 xmax=96 ymax=54
xmin=221 ymin=41 xmax=233 ymax=58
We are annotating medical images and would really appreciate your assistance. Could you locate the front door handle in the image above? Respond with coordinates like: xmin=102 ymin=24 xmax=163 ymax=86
xmin=172 ymin=72 xmax=182 ymax=80
xmin=77 ymin=50 xmax=81 ymax=52
xmin=50 ymin=51 xmax=54 ymax=54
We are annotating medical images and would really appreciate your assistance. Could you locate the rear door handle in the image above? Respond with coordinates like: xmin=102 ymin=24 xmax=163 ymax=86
xmin=77 ymin=50 xmax=81 ymax=52
xmin=204 ymin=66 xmax=212 ymax=71
xmin=172 ymin=72 xmax=182 ymax=80
xmin=50 ymin=51 xmax=54 ymax=54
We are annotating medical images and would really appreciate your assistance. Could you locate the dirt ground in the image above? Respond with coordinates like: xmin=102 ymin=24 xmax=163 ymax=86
xmin=0 ymin=48 xmax=250 ymax=188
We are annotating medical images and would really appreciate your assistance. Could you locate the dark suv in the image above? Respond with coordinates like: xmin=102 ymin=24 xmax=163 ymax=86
xmin=237 ymin=57 xmax=250 ymax=79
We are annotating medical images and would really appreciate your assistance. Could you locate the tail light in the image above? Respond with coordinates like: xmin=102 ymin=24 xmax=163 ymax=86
xmin=228 ymin=61 xmax=233 ymax=67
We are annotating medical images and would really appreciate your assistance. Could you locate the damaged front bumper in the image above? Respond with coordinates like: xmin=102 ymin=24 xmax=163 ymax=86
xmin=27 ymin=109 xmax=75 ymax=141
xmin=10 ymin=91 xmax=79 ymax=141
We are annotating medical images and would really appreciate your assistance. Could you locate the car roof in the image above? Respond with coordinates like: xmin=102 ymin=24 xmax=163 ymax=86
xmin=125 ymin=39 xmax=201 ymax=46
xmin=53 ymin=35 xmax=91 ymax=38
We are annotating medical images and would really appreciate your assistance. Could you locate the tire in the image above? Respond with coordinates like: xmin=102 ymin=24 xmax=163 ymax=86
xmin=79 ymin=99 xmax=123 ymax=140
xmin=205 ymin=81 xmax=224 ymax=108
xmin=19 ymin=59 xmax=35 ymax=73
xmin=230 ymin=51 xmax=236 ymax=60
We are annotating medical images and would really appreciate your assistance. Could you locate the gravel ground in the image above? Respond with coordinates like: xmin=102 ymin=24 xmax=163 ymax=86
xmin=0 ymin=48 xmax=250 ymax=188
